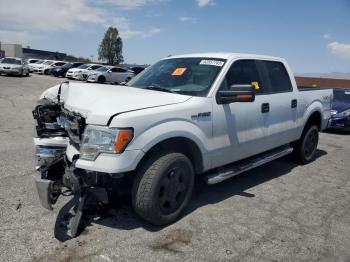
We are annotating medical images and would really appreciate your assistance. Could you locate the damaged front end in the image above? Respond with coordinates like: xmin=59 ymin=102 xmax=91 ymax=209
xmin=33 ymin=98 xmax=69 ymax=210
xmin=33 ymin=89 xmax=110 ymax=237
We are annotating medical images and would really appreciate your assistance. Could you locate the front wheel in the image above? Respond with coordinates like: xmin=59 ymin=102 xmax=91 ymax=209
xmin=98 ymin=75 xmax=106 ymax=84
xmin=292 ymin=125 xmax=319 ymax=164
xmin=132 ymin=151 xmax=194 ymax=225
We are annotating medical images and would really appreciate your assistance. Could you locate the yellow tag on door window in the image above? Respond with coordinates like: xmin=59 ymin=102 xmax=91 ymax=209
xmin=252 ymin=81 xmax=260 ymax=90
xmin=172 ymin=67 xmax=187 ymax=76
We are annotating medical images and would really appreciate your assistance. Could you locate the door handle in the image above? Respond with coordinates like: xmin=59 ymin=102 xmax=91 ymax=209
xmin=291 ymin=99 xmax=297 ymax=108
xmin=261 ymin=103 xmax=270 ymax=113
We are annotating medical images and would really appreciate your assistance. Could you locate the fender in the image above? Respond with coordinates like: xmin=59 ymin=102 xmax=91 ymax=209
xmin=301 ymin=99 xmax=323 ymax=133
xmin=117 ymin=117 xmax=212 ymax=171
xmin=130 ymin=120 xmax=210 ymax=164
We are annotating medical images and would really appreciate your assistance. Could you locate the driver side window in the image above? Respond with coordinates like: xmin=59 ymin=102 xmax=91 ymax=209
xmin=220 ymin=60 xmax=264 ymax=94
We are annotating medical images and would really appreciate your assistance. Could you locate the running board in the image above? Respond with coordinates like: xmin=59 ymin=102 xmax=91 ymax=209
xmin=206 ymin=146 xmax=293 ymax=185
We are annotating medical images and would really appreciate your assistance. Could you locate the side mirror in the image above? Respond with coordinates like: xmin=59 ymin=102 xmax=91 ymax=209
xmin=216 ymin=84 xmax=255 ymax=104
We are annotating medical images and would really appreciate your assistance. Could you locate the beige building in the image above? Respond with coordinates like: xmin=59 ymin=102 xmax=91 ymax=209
xmin=0 ymin=43 xmax=23 ymax=57
xmin=0 ymin=43 xmax=66 ymax=59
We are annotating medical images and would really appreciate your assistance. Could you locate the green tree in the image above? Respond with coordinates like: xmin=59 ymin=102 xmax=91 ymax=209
xmin=98 ymin=26 xmax=124 ymax=65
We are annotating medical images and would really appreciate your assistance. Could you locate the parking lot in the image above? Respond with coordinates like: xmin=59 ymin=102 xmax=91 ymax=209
xmin=0 ymin=74 xmax=350 ymax=262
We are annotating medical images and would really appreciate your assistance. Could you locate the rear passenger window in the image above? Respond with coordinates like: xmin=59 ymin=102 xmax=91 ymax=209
xmin=262 ymin=61 xmax=292 ymax=93
xmin=220 ymin=60 xmax=265 ymax=94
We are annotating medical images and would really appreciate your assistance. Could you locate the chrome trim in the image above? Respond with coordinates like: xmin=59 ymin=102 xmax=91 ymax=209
xmin=35 ymin=146 xmax=66 ymax=171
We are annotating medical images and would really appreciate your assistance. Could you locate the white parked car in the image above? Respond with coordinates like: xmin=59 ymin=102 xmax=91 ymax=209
xmin=0 ymin=57 xmax=29 ymax=76
xmin=27 ymin=58 xmax=40 ymax=64
xmin=28 ymin=60 xmax=46 ymax=72
xmin=66 ymin=64 xmax=102 ymax=80
xmin=87 ymin=66 xmax=135 ymax=84
xmin=36 ymin=61 xmax=66 ymax=75
xmin=32 ymin=60 xmax=55 ymax=73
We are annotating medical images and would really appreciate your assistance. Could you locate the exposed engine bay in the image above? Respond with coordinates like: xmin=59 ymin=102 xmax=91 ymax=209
xmin=33 ymin=92 xmax=113 ymax=238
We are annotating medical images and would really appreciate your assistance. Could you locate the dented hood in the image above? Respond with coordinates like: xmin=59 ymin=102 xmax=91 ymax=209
xmin=40 ymin=82 xmax=191 ymax=125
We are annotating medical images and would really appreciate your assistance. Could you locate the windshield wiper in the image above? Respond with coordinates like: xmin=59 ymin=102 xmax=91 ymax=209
xmin=143 ymin=86 xmax=178 ymax=94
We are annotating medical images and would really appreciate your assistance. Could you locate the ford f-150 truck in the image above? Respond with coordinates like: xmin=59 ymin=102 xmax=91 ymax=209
xmin=33 ymin=53 xmax=332 ymax=236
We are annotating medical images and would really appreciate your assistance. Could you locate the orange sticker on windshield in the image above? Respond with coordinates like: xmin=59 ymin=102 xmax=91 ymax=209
xmin=172 ymin=67 xmax=187 ymax=76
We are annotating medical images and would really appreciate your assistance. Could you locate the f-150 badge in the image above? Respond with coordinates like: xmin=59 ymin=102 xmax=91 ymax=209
xmin=191 ymin=112 xmax=211 ymax=121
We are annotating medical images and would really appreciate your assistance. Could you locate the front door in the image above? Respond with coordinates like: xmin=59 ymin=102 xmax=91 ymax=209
xmin=211 ymin=59 xmax=271 ymax=168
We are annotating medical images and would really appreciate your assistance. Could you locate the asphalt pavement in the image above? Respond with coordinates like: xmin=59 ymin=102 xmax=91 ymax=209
xmin=0 ymin=74 xmax=350 ymax=262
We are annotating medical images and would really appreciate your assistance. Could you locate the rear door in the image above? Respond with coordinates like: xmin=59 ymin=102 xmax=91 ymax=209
xmin=256 ymin=60 xmax=299 ymax=147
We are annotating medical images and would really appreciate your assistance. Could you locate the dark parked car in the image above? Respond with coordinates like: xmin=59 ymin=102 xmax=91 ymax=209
xmin=129 ymin=66 xmax=146 ymax=75
xmin=328 ymin=89 xmax=350 ymax=131
xmin=51 ymin=62 xmax=84 ymax=77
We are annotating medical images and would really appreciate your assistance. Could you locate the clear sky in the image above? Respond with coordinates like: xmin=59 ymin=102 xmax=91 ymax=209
xmin=0 ymin=0 xmax=349 ymax=73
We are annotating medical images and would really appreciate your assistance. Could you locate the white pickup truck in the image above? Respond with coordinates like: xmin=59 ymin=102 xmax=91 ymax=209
xmin=33 ymin=53 xmax=332 ymax=236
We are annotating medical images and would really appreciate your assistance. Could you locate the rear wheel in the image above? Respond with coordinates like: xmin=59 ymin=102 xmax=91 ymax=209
xmin=98 ymin=76 xmax=106 ymax=84
xmin=292 ymin=125 xmax=319 ymax=164
xmin=132 ymin=151 xmax=194 ymax=225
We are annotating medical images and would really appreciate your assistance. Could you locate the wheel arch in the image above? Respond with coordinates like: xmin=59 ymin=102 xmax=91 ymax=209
xmin=136 ymin=136 xmax=205 ymax=174
xmin=305 ymin=110 xmax=322 ymax=130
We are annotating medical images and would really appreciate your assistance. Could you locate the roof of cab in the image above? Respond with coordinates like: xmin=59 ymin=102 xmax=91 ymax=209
xmin=165 ymin=52 xmax=284 ymax=61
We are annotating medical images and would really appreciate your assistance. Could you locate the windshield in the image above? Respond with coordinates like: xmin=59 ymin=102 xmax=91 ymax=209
xmin=43 ymin=61 xmax=54 ymax=65
xmin=62 ymin=63 xmax=73 ymax=68
xmin=334 ymin=89 xmax=350 ymax=103
xmin=78 ymin=64 xmax=89 ymax=69
xmin=127 ymin=57 xmax=226 ymax=96
xmin=1 ymin=58 xmax=21 ymax=65
xmin=34 ymin=60 xmax=44 ymax=64
xmin=96 ymin=66 xmax=109 ymax=72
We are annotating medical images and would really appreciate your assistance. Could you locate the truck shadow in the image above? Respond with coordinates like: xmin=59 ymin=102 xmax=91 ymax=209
xmin=54 ymin=149 xmax=327 ymax=241
xmin=323 ymin=130 xmax=350 ymax=136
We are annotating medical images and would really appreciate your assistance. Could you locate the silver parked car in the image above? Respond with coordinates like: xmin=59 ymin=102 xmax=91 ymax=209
xmin=0 ymin=57 xmax=29 ymax=76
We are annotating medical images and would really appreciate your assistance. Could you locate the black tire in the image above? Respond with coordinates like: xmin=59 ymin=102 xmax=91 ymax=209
xmin=98 ymin=76 xmax=106 ymax=84
xmin=292 ymin=125 xmax=319 ymax=164
xmin=44 ymin=69 xmax=49 ymax=75
xmin=132 ymin=151 xmax=194 ymax=226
